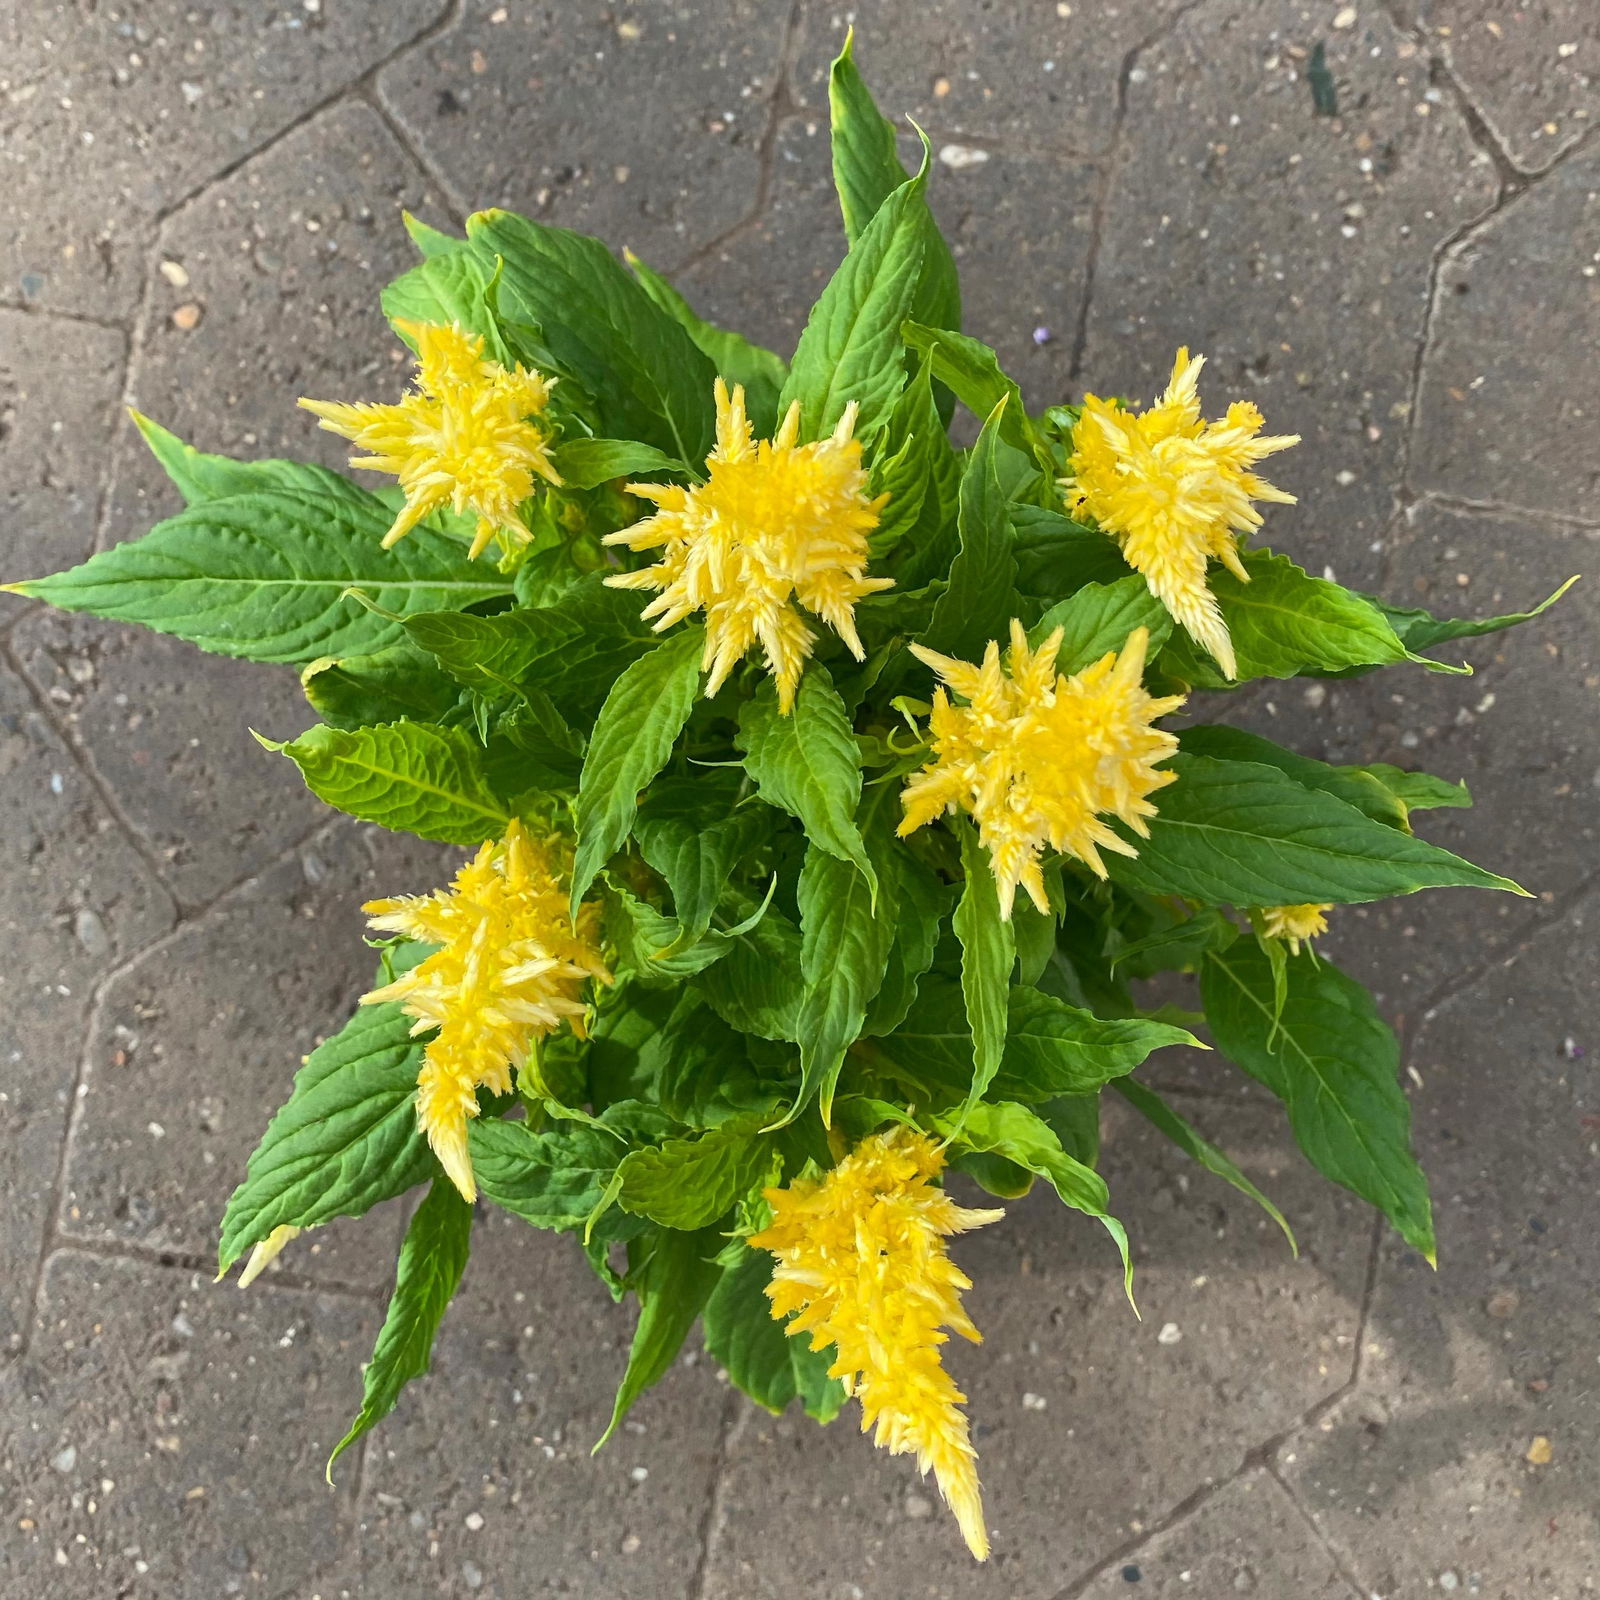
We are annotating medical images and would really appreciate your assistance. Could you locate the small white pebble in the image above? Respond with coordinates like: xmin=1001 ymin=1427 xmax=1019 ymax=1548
xmin=1157 ymin=1322 xmax=1183 ymax=1346
xmin=938 ymin=144 xmax=990 ymax=170
xmin=630 ymin=1466 xmax=649 ymax=1483
xmin=1333 ymin=5 xmax=1358 ymax=27
xmin=1022 ymin=1392 xmax=1048 ymax=1411
xmin=463 ymin=1511 xmax=484 ymax=1531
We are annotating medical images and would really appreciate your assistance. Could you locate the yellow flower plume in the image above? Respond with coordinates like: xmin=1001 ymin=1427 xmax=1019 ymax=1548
xmin=750 ymin=1126 xmax=1004 ymax=1560
xmin=602 ymin=379 xmax=893 ymax=712
xmin=360 ymin=819 xmax=609 ymax=1203
xmin=301 ymin=320 xmax=561 ymax=560
xmin=900 ymin=621 xmax=1186 ymax=918
xmin=1061 ymin=348 xmax=1299 ymax=679
xmin=1260 ymin=902 xmax=1331 ymax=955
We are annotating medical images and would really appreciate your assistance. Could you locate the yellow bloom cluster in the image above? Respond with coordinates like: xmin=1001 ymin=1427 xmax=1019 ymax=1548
xmin=750 ymin=1126 xmax=1003 ymax=1559
xmin=604 ymin=379 xmax=892 ymax=712
xmin=301 ymin=320 xmax=561 ymax=560
xmin=1062 ymin=348 xmax=1299 ymax=679
xmin=1261 ymin=902 xmax=1332 ymax=955
xmin=361 ymin=820 xmax=608 ymax=1202
xmin=900 ymin=621 xmax=1185 ymax=918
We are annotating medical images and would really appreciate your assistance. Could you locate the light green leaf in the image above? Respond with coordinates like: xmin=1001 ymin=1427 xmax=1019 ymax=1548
xmin=778 ymin=167 xmax=930 ymax=445
xmin=599 ymin=1225 xmax=726 ymax=1447
xmin=268 ymin=720 xmax=509 ymax=844
xmin=737 ymin=667 xmax=872 ymax=889
xmin=381 ymin=249 xmax=511 ymax=363
xmin=900 ymin=323 xmax=1043 ymax=462
xmin=1370 ymin=574 xmax=1577 ymax=656
xmin=794 ymin=832 xmax=898 ymax=1123
xmin=938 ymin=1099 xmax=1134 ymax=1302
xmin=1201 ymin=942 xmax=1434 ymax=1261
xmin=703 ymin=1242 xmax=846 ymax=1423
xmin=571 ymin=627 xmax=706 ymax=907
xmin=1107 ymin=753 xmax=1527 ymax=906
xmin=472 ymin=1118 xmax=635 ymax=1234
xmin=1353 ymin=762 xmax=1471 ymax=816
xmin=300 ymin=644 xmax=461 ymax=731
xmin=549 ymin=437 xmax=687 ymax=489
xmin=128 ymin=411 xmax=353 ymax=505
xmin=607 ymin=878 xmax=741 ymax=984
xmin=922 ymin=397 xmax=1017 ymax=661
xmin=466 ymin=209 xmax=717 ymax=464
xmin=1112 ymin=1077 xmax=1296 ymax=1254
xmin=1032 ymin=575 xmax=1171 ymax=674
xmin=327 ymin=1180 xmax=472 ymax=1473
xmin=1000 ymin=987 xmax=1197 ymax=1097
xmin=402 ymin=210 xmax=462 ymax=259
xmin=617 ymin=1114 xmax=772 ymax=1230
xmin=217 ymin=999 xmax=435 ymax=1278
xmin=625 ymin=250 xmax=788 ymax=436
xmin=951 ymin=819 xmax=1014 ymax=1120
xmin=6 ymin=488 xmax=510 ymax=666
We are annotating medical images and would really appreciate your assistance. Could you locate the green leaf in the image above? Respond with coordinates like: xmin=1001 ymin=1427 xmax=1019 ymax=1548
xmin=571 ymin=627 xmax=706 ymax=907
xmin=128 ymin=412 xmax=355 ymax=505
xmin=641 ymin=993 xmax=783 ymax=1128
xmin=861 ymin=842 xmax=954 ymax=1037
xmin=1031 ymin=575 xmax=1171 ymax=674
xmin=607 ymin=878 xmax=743 ymax=984
xmin=868 ymin=356 xmax=958 ymax=561
xmin=327 ymin=1179 xmax=472 ymax=1473
xmin=382 ymin=249 xmax=511 ymax=362
xmin=1201 ymin=942 xmax=1434 ymax=1261
xmin=794 ymin=831 xmax=898 ymax=1122
xmin=7 ymin=488 xmax=511 ymax=667
xmin=703 ymin=1243 xmax=846 ymax=1422
xmin=1159 ymin=551 xmax=1411 ymax=685
xmin=402 ymin=210 xmax=462 ymax=259
xmin=900 ymin=324 xmax=1043 ymax=463
xmin=1107 ymin=753 xmax=1527 ymax=906
xmin=828 ymin=34 xmax=960 ymax=342
xmin=737 ymin=667 xmax=872 ymax=889
xmin=599 ymin=1225 xmax=726 ymax=1447
xmin=1110 ymin=906 xmax=1239 ymax=977
xmin=1000 ymin=987 xmax=1198 ymax=1097
xmin=1179 ymin=726 xmax=1409 ymax=830
xmin=405 ymin=580 xmax=660 ymax=723
xmin=466 ymin=209 xmax=716 ymax=464
xmin=268 ymin=720 xmax=509 ymax=844
xmin=951 ymin=819 xmax=1014 ymax=1119
xmin=549 ymin=437 xmax=687 ymax=490
xmin=922 ymin=398 xmax=1017 ymax=660
xmin=217 ymin=1000 xmax=435 ymax=1278
xmin=1370 ymin=575 xmax=1577 ymax=656
xmin=937 ymin=1099 xmax=1133 ymax=1302
xmin=1012 ymin=504 xmax=1131 ymax=599
xmin=1111 ymin=1078 xmax=1296 ymax=1254
xmin=694 ymin=904 xmax=805 ymax=1043
xmin=617 ymin=1114 xmax=772 ymax=1230
xmin=300 ymin=643 xmax=461 ymax=731
xmin=625 ymin=250 xmax=788 ymax=437
xmin=472 ymin=1118 xmax=633 ymax=1234
xmin=1355 ymin=763 xmax=1472 ymax=815
xmin=634 ymin=779 xmax=764 ymax=941
xmin=778 ymin=167 xmax=930 ymax=445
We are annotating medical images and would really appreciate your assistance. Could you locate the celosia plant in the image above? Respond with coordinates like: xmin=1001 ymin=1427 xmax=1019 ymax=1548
xmin=9 ymin=40 xmax=1574 ymax=1561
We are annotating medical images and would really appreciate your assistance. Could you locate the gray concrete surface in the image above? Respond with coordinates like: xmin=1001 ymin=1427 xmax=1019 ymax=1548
xmin=1 ymin=3 xmax=1596 ymax=1596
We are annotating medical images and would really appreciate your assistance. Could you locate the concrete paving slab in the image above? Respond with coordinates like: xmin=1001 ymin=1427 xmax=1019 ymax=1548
xmin=378 ymin=0 xmax=790 ymax=271
xmin=353 ymin=1204 xmax=731 ymax=1600
xmin=0 ymin=1250 xmax=373 ymax=1599
xmin=1280 ymin=890 xmax=1600 ymax=1599
xmin=0 ymin=667 xmax=173 ymax=1358
xmin=701 ymin=1094 xmax=1368 ymax=1599
xmin=59 ymin=821 xmax=454 ymax=1294
xmin=1080 ymin=0 xmax=1498 ymax=589
xmin=1411 ymin=138 xmax=1600 ymax=522
xmin=0 ymin=0 xmax=448 ymax=321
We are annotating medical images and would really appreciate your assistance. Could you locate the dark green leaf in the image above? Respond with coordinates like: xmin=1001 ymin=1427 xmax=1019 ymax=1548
xmin=217 ymin=1000 xmax=435 ymax=1277
xmin=1112 ymin=1078 xmax=1296 ymax=1254
xmin=922 ymin=398 xmax=1017 ymax=660
xmin=472 ymin=1117 xmax=634 ymax=1234
xmin=737 ymin=667 xmax=872 ymax=888
xmin=1000 ymin=987 xmax=1197 ymax=1097
xmin=1107 ymin=753 xmax=1526 ymax=906
xmin=951 ymin=819 xmax=1014 ymax=1117
xmin=599 ymin=1225 xmax=726 ymax=1446
xmin=900 ymin=324 xmax=1043 ymax=463
xmin=268 ymin=720 xmax=509 ymax=844
xmin=572 ymin=627 xmax=706 ymax=906
xmin=1179 ymin=726 xmax=1408 ymax=829
xmin=634 ymin=780 xmax=766 ymax=940
xmin=301 ymin=643 xmax=461 ymax=731
xmin=1110 ymin=906 xmax=1239 ymax=977
xmin=861 ymin=841 xmax=954 ymax=1037
xmin=8 ymin=488 xmax=510 ymax=666
xmin=1370 ymin=575 xmax=1577 ymax=656
xmin=327 ymin=1180 xmax=472 ymax=1472
xmin=694 ymin=904 xmax=805 ymax=1043
xmin=1201 ymin=942 xmax=1433 ymax=1260
xmin=625 ymin=250 xmax=788 ymax=437
xmin=1012 ymin=504 xmax=1131 ymax=599
xmin=466 ymin=209 xmax=717 ymax=463
xmin=703 ymin=1242 xmax=846 ymax=1422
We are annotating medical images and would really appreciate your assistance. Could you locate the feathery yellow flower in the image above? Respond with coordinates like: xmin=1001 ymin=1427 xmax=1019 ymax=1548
xmin=602 ymin=379 xmax=893 ymax=712
xmin=301 ymin=320 xmax=561 ymax=560
xmin=750 ymin=1126 xmax=1003 ymax=1560
xmin=1260 ymin=902 xmax=1331 ymax=955
xmin=900 ymin=622 xmax=1185 ymax=918
xmin=1061 ymin=348 xmax=1299 ymax=678
xmin=361 ymin=819 xmax=608 ymax=1202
